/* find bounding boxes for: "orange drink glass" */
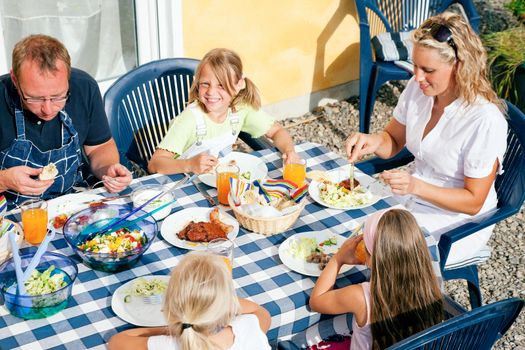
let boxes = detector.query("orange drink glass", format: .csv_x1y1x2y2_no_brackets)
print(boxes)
216,164,239,206
283,159,306,186
355,240,368,265
20,199,48,245
207,238,234,273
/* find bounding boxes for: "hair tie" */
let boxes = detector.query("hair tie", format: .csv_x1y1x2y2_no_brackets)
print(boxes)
182,323,193,330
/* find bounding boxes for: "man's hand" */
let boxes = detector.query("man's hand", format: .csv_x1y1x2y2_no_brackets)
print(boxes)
0,166,53,196
102,164,132,193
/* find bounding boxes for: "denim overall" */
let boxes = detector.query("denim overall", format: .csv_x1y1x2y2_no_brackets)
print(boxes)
0,103,84,208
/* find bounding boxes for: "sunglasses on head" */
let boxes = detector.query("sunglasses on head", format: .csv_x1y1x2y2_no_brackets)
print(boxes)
425,23,458,59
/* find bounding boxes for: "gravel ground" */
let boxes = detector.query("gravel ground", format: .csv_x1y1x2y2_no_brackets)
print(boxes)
266,2,525,347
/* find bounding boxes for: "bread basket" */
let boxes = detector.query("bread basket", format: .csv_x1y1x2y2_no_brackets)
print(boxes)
0,219,24,264
228,195,306,236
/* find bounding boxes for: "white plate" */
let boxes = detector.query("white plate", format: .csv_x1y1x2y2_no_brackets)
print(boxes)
198,152,268,187
278,231,352,277
160,207,239,250
308,165,390,210
111,275,170,327
47,193,105,232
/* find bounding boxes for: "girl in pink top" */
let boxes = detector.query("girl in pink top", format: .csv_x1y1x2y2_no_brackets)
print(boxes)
310,208,443,349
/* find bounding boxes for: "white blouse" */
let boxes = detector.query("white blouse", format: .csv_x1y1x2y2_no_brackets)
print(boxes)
392,78,508,267
394,77,507,202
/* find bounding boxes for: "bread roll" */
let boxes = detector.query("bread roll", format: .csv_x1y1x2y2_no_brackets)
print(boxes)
39,163,58,180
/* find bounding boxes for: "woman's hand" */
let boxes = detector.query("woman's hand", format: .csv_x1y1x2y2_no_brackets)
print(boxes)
380,169,418,195
334,235,364,266
188,152,218,174
345,132,383,163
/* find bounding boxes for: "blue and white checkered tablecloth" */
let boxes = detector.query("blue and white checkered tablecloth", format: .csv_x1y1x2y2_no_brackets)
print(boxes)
0,142,440,349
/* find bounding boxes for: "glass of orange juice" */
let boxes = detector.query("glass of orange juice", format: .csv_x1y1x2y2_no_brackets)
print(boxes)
216,163,239,206
207,238,234,273
283,158,306,186
20,199,48,245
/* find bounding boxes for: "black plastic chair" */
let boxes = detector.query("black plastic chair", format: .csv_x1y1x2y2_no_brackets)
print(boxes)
356,101,525,309
277,298,523,350
354,0,480,133
104,58,272,172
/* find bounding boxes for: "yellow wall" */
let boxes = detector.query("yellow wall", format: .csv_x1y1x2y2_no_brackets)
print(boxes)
182,0,360,106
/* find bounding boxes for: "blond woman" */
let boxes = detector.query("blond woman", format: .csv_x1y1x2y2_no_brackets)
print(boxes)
346,12,508,268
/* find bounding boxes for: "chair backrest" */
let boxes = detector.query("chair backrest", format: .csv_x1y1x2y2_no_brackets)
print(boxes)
495,101,525,210
104,58,200,170
386,297,524,349
355,0,480,66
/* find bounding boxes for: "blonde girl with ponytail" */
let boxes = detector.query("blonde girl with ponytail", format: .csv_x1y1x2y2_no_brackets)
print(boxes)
149,48,300,175
109,252,271,350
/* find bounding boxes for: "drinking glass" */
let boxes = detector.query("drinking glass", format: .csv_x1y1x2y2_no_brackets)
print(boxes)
20,199,48,245
216,164,239,206
283,158,306,186
207,238,234,273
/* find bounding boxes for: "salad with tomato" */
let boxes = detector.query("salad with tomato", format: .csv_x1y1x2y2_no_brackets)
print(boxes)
77,228,146,254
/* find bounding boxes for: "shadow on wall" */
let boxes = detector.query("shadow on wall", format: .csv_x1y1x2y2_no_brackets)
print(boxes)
310,0,359,110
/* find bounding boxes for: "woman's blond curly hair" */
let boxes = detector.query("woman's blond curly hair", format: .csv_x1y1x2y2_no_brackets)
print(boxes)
412,12,506,112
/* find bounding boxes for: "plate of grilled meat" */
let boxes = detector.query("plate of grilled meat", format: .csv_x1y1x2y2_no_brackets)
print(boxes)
160,207,239,250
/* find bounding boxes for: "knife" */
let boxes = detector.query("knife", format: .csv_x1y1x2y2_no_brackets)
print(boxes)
192,179,216,206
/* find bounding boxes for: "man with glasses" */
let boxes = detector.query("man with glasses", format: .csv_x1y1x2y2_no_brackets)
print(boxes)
0,34,132,206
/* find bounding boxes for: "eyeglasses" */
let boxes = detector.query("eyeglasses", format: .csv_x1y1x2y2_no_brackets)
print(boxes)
18,85,70,105
425,23,458,59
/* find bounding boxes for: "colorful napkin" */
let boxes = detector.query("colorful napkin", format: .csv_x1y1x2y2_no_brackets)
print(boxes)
0,195,6,217
230,178,308,206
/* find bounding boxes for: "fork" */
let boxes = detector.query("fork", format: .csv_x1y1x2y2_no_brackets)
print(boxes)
142,294,163,305
349,162,355,192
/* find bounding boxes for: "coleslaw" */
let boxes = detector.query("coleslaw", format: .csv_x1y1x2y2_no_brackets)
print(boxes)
286,236,338,259
318,181,374,208
123,277,168,303
24,265,67,296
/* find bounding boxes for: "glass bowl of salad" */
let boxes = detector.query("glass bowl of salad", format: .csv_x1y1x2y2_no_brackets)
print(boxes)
131,184,174,221
62,204,158,272
0,251,78,319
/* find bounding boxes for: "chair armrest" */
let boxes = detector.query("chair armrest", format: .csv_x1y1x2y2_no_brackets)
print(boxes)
438,205,519,267
444,295,467,318
238,131,274,151
356,148,414,175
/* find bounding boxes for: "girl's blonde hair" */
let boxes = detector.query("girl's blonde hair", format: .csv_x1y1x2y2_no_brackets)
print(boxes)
189,48,261,111
412,12,506,112
163,252,240,350
369,209,443,349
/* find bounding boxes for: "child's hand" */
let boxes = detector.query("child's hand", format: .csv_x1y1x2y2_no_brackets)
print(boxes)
282,150,301,164
189,153,218,174
334,235,364,266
